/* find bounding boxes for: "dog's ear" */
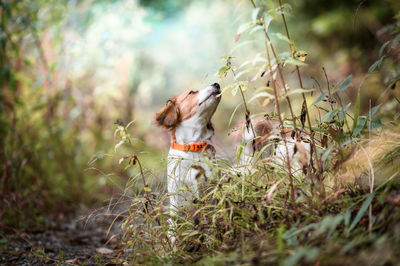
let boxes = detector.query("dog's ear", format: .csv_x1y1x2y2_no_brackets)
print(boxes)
255,121,273,137
154,98,180,129
254,121,274,151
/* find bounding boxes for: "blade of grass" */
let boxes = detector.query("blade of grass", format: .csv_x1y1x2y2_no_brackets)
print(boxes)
352,89,361,136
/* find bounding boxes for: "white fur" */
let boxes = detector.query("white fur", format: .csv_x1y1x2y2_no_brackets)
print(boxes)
240,122,311,174
167,85,219,212
163,84,220,248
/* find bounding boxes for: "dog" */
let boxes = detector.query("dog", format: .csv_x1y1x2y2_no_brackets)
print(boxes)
154,83,221,245
237,117,311,174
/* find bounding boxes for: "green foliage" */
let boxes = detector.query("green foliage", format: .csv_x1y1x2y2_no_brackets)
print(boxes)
1,0,399,263
119,0,400,264
0,0,84,228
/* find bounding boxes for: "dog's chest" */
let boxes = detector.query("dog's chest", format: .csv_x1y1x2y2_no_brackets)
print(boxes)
167,148,213,206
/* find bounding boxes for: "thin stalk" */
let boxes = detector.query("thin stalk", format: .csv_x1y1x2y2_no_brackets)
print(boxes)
134,154,162,230
263,29,299,135
277,0,323,177
322,67,335,111
265,30,298,218
250,0,298,216
249,0,298,135
230,67,256,150
368,100,374,235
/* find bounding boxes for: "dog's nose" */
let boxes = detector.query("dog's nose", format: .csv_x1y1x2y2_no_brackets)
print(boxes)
211,83,220,91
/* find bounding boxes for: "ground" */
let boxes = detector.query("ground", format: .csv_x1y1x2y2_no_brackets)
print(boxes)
0,202,128,265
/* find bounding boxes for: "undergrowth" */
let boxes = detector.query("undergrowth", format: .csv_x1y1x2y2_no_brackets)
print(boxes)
114,0,400,264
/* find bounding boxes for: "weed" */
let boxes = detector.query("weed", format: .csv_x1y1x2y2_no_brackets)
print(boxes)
113,0,400,264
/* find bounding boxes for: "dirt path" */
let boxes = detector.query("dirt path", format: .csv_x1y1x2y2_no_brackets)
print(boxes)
1,202,129,265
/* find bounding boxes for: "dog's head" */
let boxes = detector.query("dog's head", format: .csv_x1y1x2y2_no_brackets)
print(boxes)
154,83,221,130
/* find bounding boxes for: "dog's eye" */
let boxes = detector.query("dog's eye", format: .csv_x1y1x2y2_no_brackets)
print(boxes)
188,90,198,95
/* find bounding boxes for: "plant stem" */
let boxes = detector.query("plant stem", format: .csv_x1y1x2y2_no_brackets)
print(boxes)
277,0,323,178
264,23,298,219
230,67,256,147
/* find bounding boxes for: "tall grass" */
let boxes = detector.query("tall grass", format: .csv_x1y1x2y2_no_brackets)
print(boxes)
115,0,400,264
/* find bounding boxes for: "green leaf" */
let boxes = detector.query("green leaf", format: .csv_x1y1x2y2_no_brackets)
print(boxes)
114,140,124,152
313,215,344,240
252,7,260,22
250,25,263,34
218,65,231,78
277,51,291,61
370,116,384,129
352,116,367,137
379,41,390,57
352,89,361,134
391,35,400,49
228,103,243,127
313,91,327,105
338,102,351,122
231,40,258,53
336,75,352,92
368,57,384,73
234,68,252,81
321,145,333,162
367,105,380,120
283,247,319,266
220,55,233,61
238,60,250,70
280,3,293,13
285,58,307,66
126,120,135,129
348,193,374,233
236,144,244,163
273,32,290,43
255,86,273,93
144,186,151,192
232,85,238,96
264,14,274,32
237,23,252,35
249,92,274,103
286,88,313,97
322,109,338,122
344,209,351,227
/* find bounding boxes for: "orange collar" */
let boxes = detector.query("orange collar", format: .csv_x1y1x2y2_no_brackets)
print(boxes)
171,141,207,152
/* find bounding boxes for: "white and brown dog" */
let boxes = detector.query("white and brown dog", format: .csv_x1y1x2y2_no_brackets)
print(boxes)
154,83,221,217
238,117,311,174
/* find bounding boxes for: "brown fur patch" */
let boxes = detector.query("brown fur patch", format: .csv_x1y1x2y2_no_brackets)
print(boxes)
154,98,181,129
154,89,200,130
175,89,199,121
254,121,274,151
190,165,206,181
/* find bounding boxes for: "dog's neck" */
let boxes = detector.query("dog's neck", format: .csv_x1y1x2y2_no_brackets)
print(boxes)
173,114,214,144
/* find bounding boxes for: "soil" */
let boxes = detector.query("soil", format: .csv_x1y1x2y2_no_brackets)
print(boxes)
0,201,129,265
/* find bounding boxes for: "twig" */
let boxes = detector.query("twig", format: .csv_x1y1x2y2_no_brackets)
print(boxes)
277,0,323,179
322,67,334,111
264,30,298,218
229,66,257,160
359,144,374,235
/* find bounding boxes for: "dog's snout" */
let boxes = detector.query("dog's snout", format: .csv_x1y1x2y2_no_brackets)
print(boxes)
211,83,221,94
211,83,220,90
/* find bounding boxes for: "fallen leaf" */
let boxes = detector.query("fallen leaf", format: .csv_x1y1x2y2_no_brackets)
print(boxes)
96,247,114,255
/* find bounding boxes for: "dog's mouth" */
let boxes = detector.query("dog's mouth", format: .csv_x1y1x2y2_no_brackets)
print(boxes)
199,83,221,106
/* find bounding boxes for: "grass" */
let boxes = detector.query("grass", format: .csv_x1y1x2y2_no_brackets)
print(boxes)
115,1,400,264
117,130,400,264
115,116,400,264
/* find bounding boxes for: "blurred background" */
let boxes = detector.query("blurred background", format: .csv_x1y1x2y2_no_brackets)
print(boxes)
1,0,399,229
